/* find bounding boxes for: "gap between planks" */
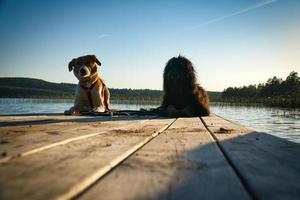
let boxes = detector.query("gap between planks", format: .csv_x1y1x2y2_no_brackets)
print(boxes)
201,114,300,199
0,117,154,164
54,118,177,200
200,116,255,199
78,117,251,200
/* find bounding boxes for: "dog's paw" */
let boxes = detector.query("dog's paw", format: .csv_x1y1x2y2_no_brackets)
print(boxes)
92,107,105,112
166,105,180,117
180,107,194,117
64,107,76,115
64,110,72,115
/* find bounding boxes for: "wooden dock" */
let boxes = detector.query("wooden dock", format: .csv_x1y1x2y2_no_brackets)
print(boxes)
0,114,299,200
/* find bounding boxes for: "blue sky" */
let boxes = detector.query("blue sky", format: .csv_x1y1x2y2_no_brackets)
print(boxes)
0,0,299,91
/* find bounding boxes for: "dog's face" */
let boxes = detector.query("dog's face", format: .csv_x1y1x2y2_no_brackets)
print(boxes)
163,56,196,92
161,56,210,116
68,55,101,80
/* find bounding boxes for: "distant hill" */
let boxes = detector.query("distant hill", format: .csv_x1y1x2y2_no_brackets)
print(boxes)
0,77,221,102
0,78,75,98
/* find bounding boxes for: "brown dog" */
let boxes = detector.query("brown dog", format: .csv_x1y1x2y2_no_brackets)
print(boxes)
64,55,110,115
158,56,210,117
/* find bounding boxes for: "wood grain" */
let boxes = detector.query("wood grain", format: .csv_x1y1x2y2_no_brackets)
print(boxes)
79,117,250,200
0,118,175,200
201,114,300,200
0,115,152,162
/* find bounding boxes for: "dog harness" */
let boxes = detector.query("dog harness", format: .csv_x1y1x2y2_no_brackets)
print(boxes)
80,80,100,109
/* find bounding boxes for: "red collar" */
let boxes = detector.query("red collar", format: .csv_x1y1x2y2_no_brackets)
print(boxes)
80,79,98,90
80,79,99,109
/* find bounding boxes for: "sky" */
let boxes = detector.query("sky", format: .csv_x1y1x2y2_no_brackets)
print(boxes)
0,0,299,91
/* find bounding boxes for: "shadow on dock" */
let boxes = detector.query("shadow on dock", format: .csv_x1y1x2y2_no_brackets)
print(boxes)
0,114,166,127
0,115,300,200
81,131,300,200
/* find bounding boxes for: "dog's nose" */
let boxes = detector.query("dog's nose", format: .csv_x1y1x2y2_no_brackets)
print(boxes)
80,68,87,75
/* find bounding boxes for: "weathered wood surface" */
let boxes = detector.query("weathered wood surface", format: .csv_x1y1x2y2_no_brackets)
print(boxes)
0,116,174,200
0,115,152,163
79,117,250,200
201,114,300,200
0,114,299,200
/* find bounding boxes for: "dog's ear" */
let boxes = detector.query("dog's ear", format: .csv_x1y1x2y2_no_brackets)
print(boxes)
68,59,76,72
91,55,101,66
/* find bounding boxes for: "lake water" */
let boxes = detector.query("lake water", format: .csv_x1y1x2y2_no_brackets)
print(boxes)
0,98,299,143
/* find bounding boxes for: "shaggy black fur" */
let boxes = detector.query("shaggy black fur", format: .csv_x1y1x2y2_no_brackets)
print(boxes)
160,56,210,117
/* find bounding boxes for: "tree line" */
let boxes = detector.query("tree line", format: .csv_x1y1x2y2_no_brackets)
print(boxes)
0,77,224,104
222,71,300,108
0,78,163,102
0,77,221,103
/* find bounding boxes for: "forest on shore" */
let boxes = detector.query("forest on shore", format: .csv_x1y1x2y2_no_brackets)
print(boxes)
1,71,299,108
0,77,221,103
222,71,300,108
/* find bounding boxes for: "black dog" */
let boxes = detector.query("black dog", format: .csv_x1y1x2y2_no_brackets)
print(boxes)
158,56,210,117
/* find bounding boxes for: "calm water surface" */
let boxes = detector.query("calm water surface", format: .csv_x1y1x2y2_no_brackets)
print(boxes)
0,98,299,143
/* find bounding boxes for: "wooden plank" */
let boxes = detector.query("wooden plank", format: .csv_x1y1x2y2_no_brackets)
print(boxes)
0,114,90,125
0,114,152,128
0,118,175,200
201,114,300,200
79,117,250,200
0,115,152,162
